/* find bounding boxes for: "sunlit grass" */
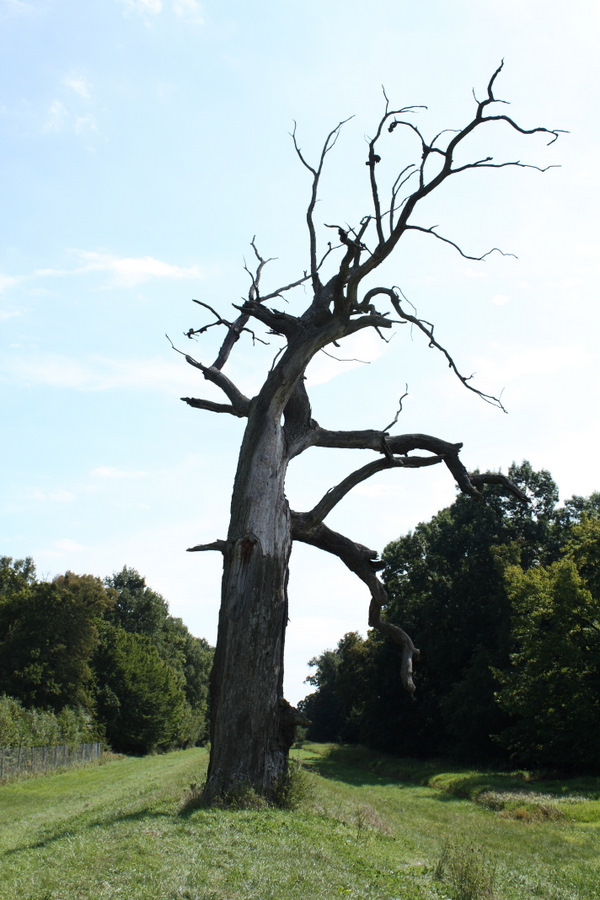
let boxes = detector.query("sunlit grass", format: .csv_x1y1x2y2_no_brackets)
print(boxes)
0,744,598,898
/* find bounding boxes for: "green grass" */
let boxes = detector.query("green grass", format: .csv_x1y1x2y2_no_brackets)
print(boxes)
1,744,599,899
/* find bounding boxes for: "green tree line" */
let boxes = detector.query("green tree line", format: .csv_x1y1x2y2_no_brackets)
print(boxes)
300,462,600,772
0,561,213,754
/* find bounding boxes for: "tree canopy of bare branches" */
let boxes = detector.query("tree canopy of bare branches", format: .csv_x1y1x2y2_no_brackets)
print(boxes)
175,62,560,803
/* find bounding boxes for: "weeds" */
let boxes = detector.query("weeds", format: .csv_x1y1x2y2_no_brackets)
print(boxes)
354,803,392,841
273,759,313,810
180,761,312,813
435,836,496,900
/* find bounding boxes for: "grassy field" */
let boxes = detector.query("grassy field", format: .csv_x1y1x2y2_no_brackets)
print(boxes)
1,743,599,899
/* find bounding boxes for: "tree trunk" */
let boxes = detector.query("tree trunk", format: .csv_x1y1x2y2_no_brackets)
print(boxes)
202,407,294,802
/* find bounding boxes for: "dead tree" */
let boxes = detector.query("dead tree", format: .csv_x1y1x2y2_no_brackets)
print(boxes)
176,63,560,803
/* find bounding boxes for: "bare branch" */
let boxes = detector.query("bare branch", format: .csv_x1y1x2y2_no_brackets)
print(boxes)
292,117,353,293
357,287,508,412
187,540,228,553
305,454,443,525
345,64,562,303
181,397,247,418
404,226,518,261
236,300,299,338
291,512,419,693
167,334,251,415
366,105,428,243
244,237,275,304
450,157,560,175
382,386,408,433
469,472,530,502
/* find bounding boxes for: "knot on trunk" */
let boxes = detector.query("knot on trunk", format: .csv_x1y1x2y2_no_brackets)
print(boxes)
279,699,310,753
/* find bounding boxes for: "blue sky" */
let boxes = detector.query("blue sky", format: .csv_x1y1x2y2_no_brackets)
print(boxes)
1,0,599,703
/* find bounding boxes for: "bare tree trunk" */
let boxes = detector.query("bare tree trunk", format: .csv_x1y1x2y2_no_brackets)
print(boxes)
202,408,293,802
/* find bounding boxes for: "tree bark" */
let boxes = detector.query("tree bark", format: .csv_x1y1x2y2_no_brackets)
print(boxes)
201,405,294,802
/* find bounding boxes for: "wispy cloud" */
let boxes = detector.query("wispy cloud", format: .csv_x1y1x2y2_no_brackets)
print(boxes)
42,538,87,557
74,114,98,134
0,307,23,321
91,466,148,480
77,251,203,286
120,0,203,22
473,343,591,384
63,74,91,99
43,99,68,133
0,352,191,392
35,251,203,287
0,272,22,294
0,0,37,18
173,0,203,24
30,488,76,503
305,330,389,387
121,0,162,14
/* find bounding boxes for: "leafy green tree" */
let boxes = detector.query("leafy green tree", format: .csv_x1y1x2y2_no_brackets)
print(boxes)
0,556,36,599
301,462,560,762
496,538,600,771
105,567,213,745
299,645,344,742
371,463,559,760
105,567,169,643
93,624,191,754
0,571,113,712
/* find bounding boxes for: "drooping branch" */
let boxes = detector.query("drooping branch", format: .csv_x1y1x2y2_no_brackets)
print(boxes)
358,286,509,412
291,512,420,693
469,472,529,502
403,225,517,261
288,421,531,696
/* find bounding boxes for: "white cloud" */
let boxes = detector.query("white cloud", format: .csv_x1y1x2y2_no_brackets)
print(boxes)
121,0,162,15
44,538,86,556
491,294,510,306
0,308,22,321
74,114,98,134
173,0,203,24
0,0,36,17
473,343,591,385
0,352,192,392
30,489,76,503
43,100,67,133
35,251,203,287
77,251,203,286
63,74,91,100
305,329,389,387
91,466,148,480
0,273,21,294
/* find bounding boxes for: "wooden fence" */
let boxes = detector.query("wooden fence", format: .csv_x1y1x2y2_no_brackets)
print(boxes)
0,742,102,780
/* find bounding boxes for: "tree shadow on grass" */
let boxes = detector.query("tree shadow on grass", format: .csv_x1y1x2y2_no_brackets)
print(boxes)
0,807,175,858
298,744,444,789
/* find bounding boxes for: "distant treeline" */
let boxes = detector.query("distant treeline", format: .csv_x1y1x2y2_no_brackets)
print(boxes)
300,462,600,773
0,561,213,755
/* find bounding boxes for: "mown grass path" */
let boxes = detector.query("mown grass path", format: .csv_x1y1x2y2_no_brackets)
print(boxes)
0,745,599,899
